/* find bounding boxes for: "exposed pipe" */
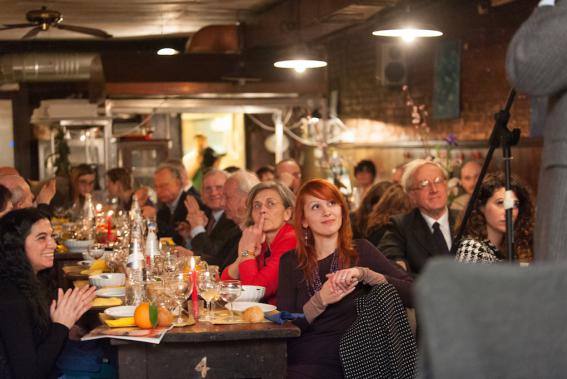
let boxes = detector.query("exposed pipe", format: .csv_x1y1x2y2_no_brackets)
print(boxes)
0,53,101,83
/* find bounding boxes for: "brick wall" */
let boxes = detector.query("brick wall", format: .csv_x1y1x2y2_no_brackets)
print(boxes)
325,0,538,142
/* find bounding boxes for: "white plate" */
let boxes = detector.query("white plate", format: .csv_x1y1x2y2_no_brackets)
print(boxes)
104,305,136,318
226,302,276,313
96,287,126,298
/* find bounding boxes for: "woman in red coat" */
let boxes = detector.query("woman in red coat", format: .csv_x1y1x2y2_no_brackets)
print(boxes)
221,181,296,305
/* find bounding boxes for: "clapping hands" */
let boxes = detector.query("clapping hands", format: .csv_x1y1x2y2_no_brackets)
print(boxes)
50,285,97,329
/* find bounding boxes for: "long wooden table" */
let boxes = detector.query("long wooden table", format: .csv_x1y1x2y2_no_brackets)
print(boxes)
114,321,301,379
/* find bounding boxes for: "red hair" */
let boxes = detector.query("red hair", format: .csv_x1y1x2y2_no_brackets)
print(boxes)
293,179,357,282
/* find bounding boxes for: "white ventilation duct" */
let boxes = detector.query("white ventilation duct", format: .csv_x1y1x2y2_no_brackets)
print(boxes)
0,53,101,83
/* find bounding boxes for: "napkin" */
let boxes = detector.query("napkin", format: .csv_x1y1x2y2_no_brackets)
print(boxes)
104,317,135,327
264,311,304,325
91,297,122,307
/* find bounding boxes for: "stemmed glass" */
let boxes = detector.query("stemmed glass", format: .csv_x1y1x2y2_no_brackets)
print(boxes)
198,269,220,321
219,280,242,321
166,273,193,324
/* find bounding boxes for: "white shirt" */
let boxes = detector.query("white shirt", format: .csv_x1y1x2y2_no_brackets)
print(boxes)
539,0,555,6
420,209,452,250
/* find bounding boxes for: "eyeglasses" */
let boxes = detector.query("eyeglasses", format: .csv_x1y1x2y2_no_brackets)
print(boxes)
252,199,281,211
412,176,446,191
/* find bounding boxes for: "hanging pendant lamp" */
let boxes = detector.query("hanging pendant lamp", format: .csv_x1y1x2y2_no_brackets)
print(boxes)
372,1,442,43
273,45,327,73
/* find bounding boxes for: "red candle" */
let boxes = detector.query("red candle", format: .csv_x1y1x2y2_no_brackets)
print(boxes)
106,211,113,242
190,257,199,320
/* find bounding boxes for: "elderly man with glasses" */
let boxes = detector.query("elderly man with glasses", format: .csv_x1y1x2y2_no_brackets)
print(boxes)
377,159,460,275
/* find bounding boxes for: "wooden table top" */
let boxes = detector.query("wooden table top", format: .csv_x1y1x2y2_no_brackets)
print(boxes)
162,320,300,343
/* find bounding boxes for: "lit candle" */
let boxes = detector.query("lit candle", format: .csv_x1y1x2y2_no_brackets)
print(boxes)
190,257,199,320
107,210,113,242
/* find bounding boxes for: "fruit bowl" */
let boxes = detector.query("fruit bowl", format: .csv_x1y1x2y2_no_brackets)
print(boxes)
235,285,265,302
63,239,94,253
89,273,126,288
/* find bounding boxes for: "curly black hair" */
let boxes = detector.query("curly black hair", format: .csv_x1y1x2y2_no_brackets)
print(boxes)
0,208,53,337
456,172,535,262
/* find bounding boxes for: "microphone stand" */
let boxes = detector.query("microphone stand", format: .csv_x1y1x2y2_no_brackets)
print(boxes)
450,89,520,261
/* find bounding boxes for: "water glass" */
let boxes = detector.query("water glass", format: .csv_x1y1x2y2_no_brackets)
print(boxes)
219,280,242,321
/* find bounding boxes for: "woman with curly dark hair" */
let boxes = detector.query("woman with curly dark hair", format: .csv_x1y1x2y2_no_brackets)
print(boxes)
455,172,535,264
0,208,96,378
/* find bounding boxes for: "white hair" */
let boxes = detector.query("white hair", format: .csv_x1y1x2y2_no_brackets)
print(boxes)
401,159,448,193
227,170,260,194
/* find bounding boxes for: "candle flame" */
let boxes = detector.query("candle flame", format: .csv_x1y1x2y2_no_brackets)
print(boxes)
107,210,114,217
190,257,195,270
95,203,103,212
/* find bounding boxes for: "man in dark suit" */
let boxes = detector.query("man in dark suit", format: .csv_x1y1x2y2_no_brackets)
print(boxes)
154,165,192,246
378,159,459,275
185,169,241,270
506,0,567,261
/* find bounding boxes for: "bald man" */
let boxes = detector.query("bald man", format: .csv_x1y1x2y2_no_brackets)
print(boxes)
276,159,302,193
0,175,56,211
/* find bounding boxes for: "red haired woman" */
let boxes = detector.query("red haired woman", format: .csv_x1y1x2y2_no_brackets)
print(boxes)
277,179,414,378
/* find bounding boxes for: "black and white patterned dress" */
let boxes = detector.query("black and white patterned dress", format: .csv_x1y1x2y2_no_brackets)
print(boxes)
455,238,503,263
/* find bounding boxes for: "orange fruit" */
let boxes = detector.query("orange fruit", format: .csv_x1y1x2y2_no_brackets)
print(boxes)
134,302,158,329
157,307,173,327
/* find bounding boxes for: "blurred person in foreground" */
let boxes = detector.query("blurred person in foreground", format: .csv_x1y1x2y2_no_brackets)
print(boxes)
221,181,297,305
506,0,567,261
277,179,413,378
0,208,96,378
455,173,534,264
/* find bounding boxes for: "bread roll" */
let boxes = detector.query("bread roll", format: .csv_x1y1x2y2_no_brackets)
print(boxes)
242,306,264,323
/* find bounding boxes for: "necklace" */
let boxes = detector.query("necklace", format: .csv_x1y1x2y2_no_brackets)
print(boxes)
308,249,339,296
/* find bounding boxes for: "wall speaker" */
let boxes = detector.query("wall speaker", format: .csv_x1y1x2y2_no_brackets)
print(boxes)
376,43,407,87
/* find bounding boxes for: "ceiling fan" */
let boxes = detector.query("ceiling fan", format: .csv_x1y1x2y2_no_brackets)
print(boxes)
0,7,112,39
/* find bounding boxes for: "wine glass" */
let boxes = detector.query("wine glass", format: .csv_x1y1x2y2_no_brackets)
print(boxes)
198,269,220,321
87,244,105,260
219,280,242,321
166,273,193,324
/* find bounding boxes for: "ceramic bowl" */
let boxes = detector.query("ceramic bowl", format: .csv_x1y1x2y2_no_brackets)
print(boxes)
89,273,126,288
63,239,94,253
235,285,265,302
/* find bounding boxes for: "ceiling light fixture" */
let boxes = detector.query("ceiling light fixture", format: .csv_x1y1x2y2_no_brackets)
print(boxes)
372,2,442,43
273,1,327,73
157,47,179,56
274,46,327,74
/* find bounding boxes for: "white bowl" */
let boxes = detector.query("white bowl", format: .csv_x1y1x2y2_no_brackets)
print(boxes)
228,301,276,313
235,285,265,303
89,273,126,288
64,239,94,253
96,287,126,298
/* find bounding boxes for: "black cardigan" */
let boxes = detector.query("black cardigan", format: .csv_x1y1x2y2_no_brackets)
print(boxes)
0,282,69,379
